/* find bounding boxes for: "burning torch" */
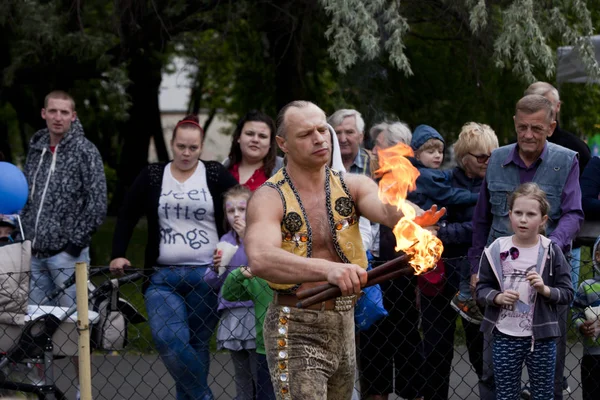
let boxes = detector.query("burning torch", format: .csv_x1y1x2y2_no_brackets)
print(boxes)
296,143,445,308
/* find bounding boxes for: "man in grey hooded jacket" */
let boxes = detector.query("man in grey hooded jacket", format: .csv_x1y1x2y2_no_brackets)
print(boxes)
21,90,107,307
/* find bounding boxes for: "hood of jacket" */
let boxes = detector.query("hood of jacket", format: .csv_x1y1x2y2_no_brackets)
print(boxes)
29,118,85,150
411,124,445,152
328,123,346,172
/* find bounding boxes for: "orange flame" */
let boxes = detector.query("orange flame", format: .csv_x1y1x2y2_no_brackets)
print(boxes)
376,143,444,274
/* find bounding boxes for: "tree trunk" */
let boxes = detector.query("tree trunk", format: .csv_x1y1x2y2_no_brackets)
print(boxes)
18,119,30,156
110,52,166,214
189,70,205,115
203,108,216,133
264,2,309,110
268,30,306,109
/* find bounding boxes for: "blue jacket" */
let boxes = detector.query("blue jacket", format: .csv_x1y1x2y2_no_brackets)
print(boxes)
476,235,573,343
437,167,482,249
407,158,478,211
437,167,482,291
581,156,600,220
408,125,478,210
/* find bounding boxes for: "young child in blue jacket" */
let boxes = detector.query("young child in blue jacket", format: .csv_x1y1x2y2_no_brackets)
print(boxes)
408,125,484,321
476,182,573,400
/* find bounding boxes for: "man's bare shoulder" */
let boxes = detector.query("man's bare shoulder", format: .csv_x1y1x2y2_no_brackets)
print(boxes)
248,185,284,220
342,172,374,185
251,184,281,202
341,172,377,197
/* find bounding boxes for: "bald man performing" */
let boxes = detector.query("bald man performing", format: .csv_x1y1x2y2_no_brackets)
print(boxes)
245,100,443,399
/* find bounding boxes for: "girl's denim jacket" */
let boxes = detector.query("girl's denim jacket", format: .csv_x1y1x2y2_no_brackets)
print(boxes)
476,235,574,348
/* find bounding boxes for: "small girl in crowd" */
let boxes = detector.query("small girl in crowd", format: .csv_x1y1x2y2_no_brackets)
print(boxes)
205,185,259,400
476,182,573,400
221,246,276,399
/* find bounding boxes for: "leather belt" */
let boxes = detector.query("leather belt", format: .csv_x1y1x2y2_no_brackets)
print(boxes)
273,292,359,311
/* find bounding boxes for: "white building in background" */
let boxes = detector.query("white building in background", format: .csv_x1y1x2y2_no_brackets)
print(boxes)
149,57,234,162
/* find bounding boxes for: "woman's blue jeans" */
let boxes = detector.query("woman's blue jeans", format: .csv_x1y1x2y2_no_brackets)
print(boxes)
145,266,218,400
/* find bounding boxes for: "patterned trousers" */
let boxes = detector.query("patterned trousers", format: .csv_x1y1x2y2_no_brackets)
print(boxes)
263,303,356,400
493,331,556,400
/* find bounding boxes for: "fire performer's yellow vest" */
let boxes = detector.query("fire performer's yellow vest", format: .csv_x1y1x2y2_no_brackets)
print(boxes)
263,167,368,292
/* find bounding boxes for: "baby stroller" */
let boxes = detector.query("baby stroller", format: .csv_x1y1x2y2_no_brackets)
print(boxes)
0,250,146,400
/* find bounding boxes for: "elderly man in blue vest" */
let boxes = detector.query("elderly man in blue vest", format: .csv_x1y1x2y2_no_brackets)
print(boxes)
468,94,583,400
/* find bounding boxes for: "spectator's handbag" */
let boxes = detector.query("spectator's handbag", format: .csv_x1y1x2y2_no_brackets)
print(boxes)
417,259,446,297
355,254,388,331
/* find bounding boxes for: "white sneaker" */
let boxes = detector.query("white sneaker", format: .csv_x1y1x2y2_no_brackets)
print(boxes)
563,376,572,395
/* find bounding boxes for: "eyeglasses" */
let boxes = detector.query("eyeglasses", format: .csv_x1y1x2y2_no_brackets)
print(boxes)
500,247,520,261
468,153,491,164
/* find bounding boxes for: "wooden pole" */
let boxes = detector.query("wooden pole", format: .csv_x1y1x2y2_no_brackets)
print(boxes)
75,261,92,400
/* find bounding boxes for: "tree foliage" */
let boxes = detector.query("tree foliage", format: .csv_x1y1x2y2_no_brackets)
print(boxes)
320,0,600,83
1,0,600,211
0,0,127,163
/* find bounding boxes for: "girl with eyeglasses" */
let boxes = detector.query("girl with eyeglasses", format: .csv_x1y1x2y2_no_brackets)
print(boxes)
476,182,573,400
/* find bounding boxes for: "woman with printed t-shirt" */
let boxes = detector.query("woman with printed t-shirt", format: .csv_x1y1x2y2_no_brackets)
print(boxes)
109,115,238,400
223,110,283,190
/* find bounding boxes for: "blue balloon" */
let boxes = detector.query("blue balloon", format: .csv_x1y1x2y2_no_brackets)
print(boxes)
0,161,29,214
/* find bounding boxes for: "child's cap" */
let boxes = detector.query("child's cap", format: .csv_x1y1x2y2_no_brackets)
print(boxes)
411,125,445,151
0,215,16,229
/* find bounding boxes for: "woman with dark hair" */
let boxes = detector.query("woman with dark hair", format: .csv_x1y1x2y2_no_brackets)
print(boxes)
109,115,238,400
224,110,283,190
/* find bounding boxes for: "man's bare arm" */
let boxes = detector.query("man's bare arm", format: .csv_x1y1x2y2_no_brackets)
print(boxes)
344,174,405,228
245,186,367,295
344,174,445,228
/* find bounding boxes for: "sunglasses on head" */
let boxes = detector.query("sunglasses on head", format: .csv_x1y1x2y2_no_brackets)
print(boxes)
469,153,491,164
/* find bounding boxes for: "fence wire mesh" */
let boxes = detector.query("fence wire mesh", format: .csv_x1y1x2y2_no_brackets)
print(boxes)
0,251,597,399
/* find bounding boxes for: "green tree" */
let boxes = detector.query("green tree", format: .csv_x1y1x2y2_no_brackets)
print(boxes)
320,0,600,83
0,0,124,163
178,0,348,126
3,0,599,212
316,0,600,145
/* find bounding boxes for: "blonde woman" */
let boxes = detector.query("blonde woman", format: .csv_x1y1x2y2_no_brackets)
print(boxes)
448,122,500,322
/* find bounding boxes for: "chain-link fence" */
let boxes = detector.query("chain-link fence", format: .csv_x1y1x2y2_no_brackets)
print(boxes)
0,251,597,399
